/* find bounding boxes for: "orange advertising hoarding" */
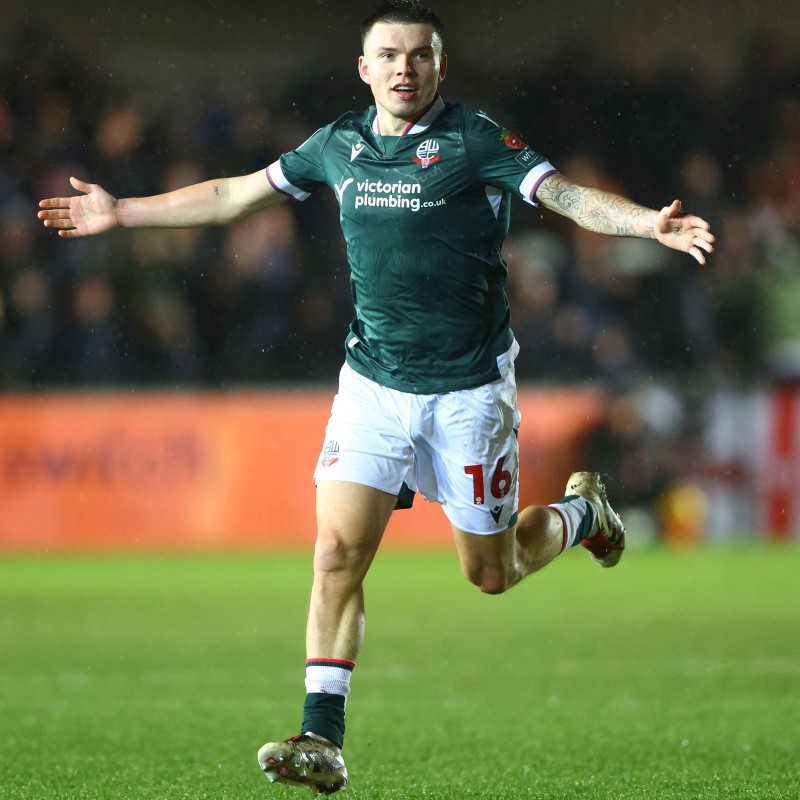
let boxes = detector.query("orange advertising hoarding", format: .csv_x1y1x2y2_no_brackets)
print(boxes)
0,389,603,552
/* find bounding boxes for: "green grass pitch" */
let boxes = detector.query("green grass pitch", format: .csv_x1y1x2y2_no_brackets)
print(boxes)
1,544,798,799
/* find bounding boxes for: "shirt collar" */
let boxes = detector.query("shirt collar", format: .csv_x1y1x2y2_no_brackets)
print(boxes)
371,95,446,136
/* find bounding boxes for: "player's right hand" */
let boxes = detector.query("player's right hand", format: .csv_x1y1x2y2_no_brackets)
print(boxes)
38,176,120,238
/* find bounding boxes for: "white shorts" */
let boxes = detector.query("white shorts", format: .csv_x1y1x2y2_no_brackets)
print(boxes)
314,341,521,534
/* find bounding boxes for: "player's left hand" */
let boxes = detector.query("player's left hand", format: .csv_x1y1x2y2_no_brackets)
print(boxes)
654,199,715,264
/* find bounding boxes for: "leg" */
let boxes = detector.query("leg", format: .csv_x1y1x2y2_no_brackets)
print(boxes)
259,363,417,793
258,480,397,795
452,473,627,593
307,480,397,661
302,480,396,752
451,503,564,595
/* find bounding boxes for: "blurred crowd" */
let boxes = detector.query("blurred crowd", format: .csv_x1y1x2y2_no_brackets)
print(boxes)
2,24,799,393
1,24,800,531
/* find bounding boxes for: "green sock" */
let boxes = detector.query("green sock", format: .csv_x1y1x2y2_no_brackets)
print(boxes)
555,494,597,544
576,501,597,540
301,693,346,748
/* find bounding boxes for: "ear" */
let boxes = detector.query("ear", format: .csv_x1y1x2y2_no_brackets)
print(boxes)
438,53,448,84
358,55,371,85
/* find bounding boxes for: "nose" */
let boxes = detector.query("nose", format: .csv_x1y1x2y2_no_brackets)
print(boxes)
396,56,415,75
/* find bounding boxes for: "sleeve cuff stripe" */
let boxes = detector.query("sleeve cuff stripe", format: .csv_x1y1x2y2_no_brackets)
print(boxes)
266,162,310,202
519,162,557,207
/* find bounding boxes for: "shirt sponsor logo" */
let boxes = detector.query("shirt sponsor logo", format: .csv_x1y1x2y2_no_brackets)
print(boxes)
334,177,354,203
412,139,440,169
337,177,446,213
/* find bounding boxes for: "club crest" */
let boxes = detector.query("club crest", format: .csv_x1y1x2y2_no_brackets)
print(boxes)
321,440,340,467
413,139,440,169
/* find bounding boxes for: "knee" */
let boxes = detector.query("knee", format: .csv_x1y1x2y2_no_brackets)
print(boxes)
314,530,354,574
461,562,513,595
313,526,376,583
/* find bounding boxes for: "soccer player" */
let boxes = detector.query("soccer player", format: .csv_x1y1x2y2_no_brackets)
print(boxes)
38,1,715,793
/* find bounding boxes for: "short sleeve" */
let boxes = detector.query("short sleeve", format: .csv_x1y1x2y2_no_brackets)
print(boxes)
266,126,330,202
465,110,556,206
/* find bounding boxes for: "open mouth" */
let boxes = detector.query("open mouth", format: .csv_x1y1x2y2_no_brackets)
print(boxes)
392,84,417,97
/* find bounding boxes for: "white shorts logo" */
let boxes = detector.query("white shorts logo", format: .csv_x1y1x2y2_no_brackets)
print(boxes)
321,440,340,468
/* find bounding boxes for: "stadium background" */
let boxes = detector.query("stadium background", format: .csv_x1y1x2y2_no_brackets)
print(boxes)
1,0,800,549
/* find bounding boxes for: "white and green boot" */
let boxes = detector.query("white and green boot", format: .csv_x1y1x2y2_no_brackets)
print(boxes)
566,471,626,568
258,733,347,795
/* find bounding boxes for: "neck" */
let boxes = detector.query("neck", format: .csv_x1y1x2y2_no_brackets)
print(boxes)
375,95,438,136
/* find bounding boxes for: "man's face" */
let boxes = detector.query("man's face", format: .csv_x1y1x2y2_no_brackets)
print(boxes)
358,22,447,133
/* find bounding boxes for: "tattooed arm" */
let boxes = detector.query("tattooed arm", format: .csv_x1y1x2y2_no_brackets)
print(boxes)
535,171,715,264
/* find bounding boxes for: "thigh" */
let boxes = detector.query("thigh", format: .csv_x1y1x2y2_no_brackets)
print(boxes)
314,363,414,496
426,378,521,535
314,480,397,577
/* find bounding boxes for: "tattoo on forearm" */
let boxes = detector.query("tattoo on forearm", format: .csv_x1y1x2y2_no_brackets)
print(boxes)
213,185,220,196
538,174,654,238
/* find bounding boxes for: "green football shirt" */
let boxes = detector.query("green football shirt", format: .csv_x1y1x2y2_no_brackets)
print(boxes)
267,96,555,394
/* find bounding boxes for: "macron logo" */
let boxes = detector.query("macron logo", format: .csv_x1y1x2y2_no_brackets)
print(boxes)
334,178,353,204
350,142,365,162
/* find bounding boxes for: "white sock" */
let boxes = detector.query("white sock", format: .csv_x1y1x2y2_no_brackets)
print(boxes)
305,658,355,697
549,497,598,550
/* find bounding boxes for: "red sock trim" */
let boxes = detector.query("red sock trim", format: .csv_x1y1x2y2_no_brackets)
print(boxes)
306,658,356,671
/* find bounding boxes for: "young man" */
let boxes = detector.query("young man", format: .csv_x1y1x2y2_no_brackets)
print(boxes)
39,1,715,794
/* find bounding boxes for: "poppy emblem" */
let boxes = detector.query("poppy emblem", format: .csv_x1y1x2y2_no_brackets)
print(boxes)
502,131,527,150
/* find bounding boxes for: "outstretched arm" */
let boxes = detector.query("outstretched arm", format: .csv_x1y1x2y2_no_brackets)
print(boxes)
38,170,285,238
535,171,715,264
